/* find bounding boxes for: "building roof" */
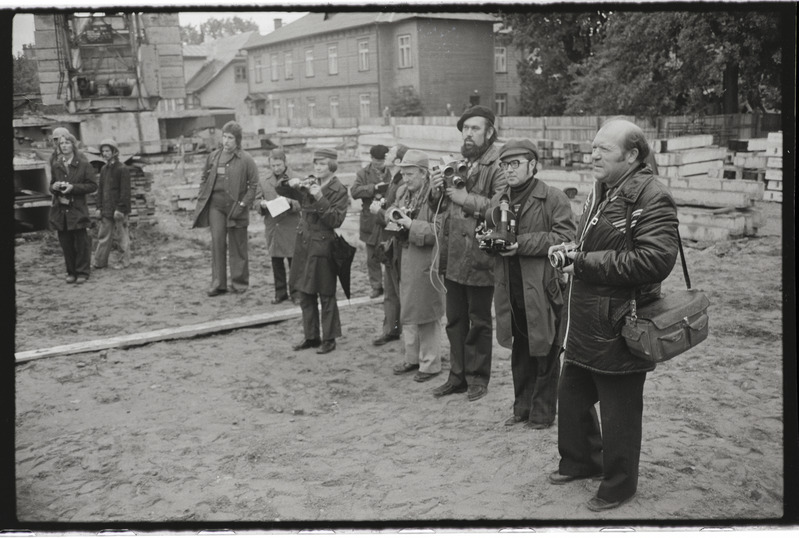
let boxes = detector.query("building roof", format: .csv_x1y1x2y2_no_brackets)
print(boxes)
184,31,257,94
182,43,208,58
243,11,498,50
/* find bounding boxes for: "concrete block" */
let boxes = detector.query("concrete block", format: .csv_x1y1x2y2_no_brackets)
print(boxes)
671,188,753,209
654,147,728,166
767,157,782,168
34,30,57,48
764,145,782,157
762,190,782,203
679,222,730,242
677,207,747,235
766,180,782,191
33,14,56,30
747,138,769,151
653,134,714,153
659,160,724,178
767,131,782,143
765,168,782,181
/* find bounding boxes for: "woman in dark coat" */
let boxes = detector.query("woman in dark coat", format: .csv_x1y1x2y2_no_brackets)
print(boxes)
276,148,349,355
49,133,97,284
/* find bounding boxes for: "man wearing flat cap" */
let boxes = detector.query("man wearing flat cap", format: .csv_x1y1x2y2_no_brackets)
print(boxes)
277,147,349,355
483,138,576,429
93,138,132,269
429,105,507,402
351,144,393,303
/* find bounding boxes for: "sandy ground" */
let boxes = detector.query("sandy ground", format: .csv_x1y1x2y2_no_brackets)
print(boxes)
12,155,787,525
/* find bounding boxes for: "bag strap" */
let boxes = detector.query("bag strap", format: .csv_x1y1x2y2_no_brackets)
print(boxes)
624,196,689,323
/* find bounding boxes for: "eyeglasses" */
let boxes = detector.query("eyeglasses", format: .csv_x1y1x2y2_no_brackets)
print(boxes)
498,159,529,171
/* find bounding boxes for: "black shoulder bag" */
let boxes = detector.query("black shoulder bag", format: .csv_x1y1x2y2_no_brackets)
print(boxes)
620,202,710,363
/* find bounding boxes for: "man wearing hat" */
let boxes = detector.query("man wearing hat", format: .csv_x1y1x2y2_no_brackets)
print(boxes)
351,144,393,302
277,147,349,355
429,105,506,402
483,138,576,429
192,121,259,296
93,138,132,269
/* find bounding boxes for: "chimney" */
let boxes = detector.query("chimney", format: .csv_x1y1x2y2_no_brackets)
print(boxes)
274,18,282,30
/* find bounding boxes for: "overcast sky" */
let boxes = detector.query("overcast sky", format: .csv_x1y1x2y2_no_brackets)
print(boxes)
11,11,308,55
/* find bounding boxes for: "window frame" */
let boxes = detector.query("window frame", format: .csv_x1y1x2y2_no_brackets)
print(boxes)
284,51,293,79
305,48,315,78
328,44,339,75
494,46,508,73
271,53,280,82
358,39,369,71
398,35,412,69
359,93,371,118
254,55,263,84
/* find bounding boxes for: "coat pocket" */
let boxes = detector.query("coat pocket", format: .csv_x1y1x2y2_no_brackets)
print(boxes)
309,235,332,257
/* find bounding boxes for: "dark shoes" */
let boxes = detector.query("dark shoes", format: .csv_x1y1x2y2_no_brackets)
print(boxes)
65,275,77,284
432,381,467,398
393,361,419,375
467,385,488,401
504,415,525,426
548,470,604,485
293,338,321,351
271,294,290,304
207,287,227,297
229,286,247,294
369,288,384,299
586,495,629,512
373,333,400,346
316,340,336,354
527,421,554,430
75,276,88,285
413,371,440,383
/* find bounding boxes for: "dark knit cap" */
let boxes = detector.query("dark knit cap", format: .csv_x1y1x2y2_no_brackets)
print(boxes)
457,105,496,132
370,144,389,159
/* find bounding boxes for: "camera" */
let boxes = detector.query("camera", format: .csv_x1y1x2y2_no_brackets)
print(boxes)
383,206,411,239
433,159,468,189
477,196,516,253
55,182,70,193
549,242,580,269
298,175,319,191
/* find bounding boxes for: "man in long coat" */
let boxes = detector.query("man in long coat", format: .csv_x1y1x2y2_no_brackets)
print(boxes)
276,148,349,355
484,139,576,429
93,138,131,269
255,149,301,304
191,121,258,296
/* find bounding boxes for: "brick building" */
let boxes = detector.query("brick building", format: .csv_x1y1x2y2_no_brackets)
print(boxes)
242,12,522,120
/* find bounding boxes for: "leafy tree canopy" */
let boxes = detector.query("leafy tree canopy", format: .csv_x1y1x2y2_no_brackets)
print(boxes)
180,16,259,44
13,52,40,95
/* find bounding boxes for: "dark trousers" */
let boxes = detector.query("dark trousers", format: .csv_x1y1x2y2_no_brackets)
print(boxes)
557,362,647,502
365,243,383,291
272,257,291,299
444,278,494,388
208,204,248,291
510,297,560,425
381,258,401,337
296,290,341,342
57,229,92,278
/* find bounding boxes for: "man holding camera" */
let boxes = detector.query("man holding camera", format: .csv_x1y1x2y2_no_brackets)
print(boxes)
93,138,131,270
276,148,349,355
482,139,576,429
547,118,679,511
192,121,258,296
369,144,410,347
351,144,393,301
430,105,506,402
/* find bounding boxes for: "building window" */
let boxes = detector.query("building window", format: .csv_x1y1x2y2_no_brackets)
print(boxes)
271,99,281,117
307,97,316,119
328,44,338,75
284,52,293,79
254,55,263,83
305,48,314,77
358,39,369,71
329,95,339,118
359,94,371,118
495,93,507,115
287,98,295,119
234,65,247,82
271,53,280,81
398,35,411,68
495,46,508,73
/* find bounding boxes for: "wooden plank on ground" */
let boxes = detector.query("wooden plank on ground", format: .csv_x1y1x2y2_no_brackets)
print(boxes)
15,296,381,364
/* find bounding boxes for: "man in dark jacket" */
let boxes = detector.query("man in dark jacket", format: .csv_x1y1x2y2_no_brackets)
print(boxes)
192,121,258,296
547,118,679,511
369,144,409,346
93,138,131,269
430,105,506,402
483,139,576,429
351,144,392,299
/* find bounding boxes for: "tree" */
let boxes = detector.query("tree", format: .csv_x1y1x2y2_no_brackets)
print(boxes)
566,10,783,116
180,16,259,44
13,52,39,95
390,86,423,116
499,11,609,115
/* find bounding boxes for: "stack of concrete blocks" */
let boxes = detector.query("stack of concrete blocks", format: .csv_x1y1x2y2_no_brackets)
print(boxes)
763,132,783,203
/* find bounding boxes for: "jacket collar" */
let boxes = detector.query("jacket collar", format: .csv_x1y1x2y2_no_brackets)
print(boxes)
615,163,653,205
476,143,500,166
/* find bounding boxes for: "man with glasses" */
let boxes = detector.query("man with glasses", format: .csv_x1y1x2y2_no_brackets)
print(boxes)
429,105,506,402
482,139,576,429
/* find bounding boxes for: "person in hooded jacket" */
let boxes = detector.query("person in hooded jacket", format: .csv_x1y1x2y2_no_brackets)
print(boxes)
547,118,679,512
93,138,131,269
483,139,576,429
49,132,97,284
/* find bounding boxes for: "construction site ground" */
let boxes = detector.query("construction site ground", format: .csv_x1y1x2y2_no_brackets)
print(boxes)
13,155,786,524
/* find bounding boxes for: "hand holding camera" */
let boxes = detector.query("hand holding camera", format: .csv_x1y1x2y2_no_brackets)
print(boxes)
369,199,384,215
548,242,580,272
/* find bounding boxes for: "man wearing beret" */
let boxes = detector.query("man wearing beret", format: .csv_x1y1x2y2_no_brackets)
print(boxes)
351,144,393,302
276,147,350,355
430,105,507,402
482,139,576,428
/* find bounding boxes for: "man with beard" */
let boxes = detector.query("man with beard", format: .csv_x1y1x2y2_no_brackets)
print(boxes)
429,105,506,402
351,144,393,300
481,139,575,428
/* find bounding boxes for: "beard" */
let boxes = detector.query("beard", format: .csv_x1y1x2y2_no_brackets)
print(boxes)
461,138,492,160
